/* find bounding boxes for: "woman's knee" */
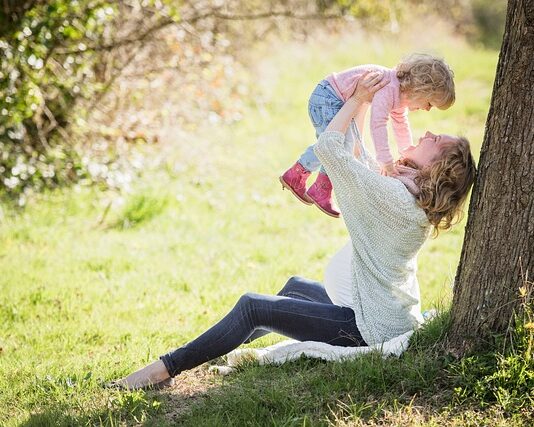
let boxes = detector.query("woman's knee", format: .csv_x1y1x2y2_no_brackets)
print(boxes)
235,292,271,325
236,292,262,311
279,276,306,295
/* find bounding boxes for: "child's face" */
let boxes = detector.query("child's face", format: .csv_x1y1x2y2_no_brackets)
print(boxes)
402,131,457,169
405,95,434,112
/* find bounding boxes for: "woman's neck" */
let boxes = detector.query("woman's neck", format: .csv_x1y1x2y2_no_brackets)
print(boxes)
396,157,419,170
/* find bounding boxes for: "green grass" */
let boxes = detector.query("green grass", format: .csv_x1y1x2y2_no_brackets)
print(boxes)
2,21,529,426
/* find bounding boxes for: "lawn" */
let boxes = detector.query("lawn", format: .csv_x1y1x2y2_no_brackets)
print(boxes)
0,23,506,426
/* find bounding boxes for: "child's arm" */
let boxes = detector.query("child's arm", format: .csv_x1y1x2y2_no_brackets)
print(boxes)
390,108,413,155
370,89,398,175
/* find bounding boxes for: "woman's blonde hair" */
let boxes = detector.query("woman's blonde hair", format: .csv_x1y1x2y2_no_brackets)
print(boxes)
397,53,455,110
399,137,476,236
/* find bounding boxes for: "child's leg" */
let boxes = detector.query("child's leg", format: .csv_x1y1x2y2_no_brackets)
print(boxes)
280,81,343,208
298,81,344,172
301,82,348,217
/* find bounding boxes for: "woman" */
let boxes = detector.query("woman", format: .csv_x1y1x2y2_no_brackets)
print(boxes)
111,72,476,390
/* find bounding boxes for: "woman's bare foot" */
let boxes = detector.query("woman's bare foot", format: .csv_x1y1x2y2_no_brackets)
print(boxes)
112,360,173,390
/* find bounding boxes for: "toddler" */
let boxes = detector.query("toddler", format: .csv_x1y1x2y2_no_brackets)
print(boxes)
280,53,455,218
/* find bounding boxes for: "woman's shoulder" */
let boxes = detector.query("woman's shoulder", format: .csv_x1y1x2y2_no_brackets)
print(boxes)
384,179,429,224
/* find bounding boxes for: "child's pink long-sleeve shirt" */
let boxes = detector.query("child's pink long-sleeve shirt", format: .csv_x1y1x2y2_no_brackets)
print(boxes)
326,65,412,165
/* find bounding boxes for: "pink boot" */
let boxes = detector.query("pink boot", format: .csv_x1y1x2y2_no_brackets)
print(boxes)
306,173,340,218
279,162,312,205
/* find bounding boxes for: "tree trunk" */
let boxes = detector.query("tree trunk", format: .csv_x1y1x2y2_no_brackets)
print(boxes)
447,0,534,354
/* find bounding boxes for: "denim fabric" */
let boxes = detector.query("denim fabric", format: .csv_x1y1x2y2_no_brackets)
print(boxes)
160,276,366,377
298,81,359,174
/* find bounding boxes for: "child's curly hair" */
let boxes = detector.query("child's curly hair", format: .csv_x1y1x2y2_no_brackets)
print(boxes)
399,137,476,236
397,53,455,110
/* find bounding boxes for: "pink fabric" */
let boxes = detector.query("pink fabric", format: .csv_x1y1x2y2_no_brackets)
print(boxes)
395,165,420,196
326,65,413,166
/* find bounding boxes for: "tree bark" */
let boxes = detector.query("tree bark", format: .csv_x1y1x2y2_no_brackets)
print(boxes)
447,0,534,355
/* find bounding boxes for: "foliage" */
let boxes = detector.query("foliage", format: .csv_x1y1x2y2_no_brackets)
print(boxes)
450,281,534,413
469,0,507,49
406,0,507,48
0,0,118,200
0,0,448,204
0,0,358,203
0,0,504,204
332,0,393,22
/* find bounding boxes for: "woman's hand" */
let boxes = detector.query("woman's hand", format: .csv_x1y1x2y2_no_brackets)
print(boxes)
348,71,390,104
380,162,399,177
324,71,389,135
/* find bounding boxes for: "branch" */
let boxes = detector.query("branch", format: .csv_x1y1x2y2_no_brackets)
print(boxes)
55,16,175,55
86,46,140,113
54,8,342,56
196,9,342,22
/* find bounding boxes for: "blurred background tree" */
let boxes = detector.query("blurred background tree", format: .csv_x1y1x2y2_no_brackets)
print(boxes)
0,0,506,204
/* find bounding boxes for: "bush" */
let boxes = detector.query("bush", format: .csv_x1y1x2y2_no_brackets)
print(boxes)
0,0,118,201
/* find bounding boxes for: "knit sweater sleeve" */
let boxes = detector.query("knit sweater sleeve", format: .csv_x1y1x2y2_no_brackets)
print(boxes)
314,131,418,230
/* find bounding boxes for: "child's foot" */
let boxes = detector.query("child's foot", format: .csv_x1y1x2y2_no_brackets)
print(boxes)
280,162,312,205
306,173,340,218
106,360,174,391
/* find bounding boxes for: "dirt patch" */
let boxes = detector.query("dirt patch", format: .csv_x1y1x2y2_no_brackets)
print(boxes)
157,365,226,423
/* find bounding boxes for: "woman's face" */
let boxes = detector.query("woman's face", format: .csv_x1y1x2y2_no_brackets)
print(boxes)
402,131,457,169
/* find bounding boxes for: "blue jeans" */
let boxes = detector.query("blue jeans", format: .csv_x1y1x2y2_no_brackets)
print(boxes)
298,81,356,174
160,276,366,377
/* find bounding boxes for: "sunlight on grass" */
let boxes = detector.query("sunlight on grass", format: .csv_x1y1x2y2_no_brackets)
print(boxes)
112,193,169,229
0,21,500,426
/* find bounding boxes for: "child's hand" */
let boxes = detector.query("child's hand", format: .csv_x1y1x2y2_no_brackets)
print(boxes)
380,163,399,177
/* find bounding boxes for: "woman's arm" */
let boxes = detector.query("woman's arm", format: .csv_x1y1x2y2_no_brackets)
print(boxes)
313,72,416,233
354,103,368,141
352,103,368,158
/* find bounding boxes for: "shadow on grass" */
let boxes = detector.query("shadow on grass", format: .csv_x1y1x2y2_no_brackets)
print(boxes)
16,367,220,427
16,316,450,426
169,354,450,426
18,312,533,426
18,357,527,427
18,392,167,427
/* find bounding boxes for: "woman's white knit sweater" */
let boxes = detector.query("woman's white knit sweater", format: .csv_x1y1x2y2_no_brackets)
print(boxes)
314,130,430,346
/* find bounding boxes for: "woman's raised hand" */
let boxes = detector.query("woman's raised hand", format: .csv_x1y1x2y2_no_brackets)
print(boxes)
324,71,389,135
349,71,390,104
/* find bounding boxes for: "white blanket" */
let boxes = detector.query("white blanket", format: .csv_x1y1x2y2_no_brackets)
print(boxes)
209,330,413,375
